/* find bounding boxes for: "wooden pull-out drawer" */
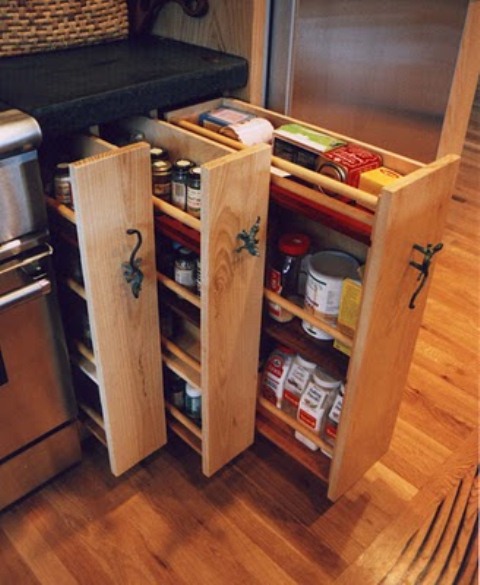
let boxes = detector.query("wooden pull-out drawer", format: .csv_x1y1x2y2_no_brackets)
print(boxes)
165,98,460,499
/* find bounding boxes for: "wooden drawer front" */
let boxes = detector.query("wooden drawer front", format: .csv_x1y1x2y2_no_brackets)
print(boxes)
116,117,271,475
166,99,460,498
69,142,166,476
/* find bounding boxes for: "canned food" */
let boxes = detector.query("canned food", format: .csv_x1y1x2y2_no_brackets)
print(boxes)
317,145,383,189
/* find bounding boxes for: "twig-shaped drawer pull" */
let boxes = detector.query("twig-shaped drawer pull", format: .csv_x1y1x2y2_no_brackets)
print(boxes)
408,242,443,309
122,229,144,299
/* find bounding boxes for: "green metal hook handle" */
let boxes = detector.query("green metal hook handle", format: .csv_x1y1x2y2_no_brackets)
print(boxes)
408,242,443,309
122,229,144,299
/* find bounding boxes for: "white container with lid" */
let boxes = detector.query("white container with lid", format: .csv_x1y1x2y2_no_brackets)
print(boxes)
295,368,342,451
302,250,359,340
282,354,317,417
185,383,202,421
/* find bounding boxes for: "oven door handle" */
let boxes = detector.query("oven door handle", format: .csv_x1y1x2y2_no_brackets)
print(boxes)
0,243,53,277
0,278,51,314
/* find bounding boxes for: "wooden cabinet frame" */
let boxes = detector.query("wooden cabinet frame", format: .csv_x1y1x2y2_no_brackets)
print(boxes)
165,97,460,499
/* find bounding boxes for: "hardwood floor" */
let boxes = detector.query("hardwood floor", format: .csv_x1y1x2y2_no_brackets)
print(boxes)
1,94,478,585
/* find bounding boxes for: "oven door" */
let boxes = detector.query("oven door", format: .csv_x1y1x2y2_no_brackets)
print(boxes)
0,245,76,460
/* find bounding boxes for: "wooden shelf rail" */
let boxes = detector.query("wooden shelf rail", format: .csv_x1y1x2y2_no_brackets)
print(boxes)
157,272,202,309
152,197,202,232
162,337,201,374
165,402,202,441
172,119,379,211
263,289,354,348
45,196,76,224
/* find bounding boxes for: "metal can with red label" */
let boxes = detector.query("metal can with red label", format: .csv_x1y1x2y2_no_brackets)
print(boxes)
317,144,383,189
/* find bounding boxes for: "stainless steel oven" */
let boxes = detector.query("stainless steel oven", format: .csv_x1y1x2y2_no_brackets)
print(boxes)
0,108,80,511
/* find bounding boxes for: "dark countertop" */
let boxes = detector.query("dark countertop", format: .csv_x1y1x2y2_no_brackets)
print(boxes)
0,36,248,136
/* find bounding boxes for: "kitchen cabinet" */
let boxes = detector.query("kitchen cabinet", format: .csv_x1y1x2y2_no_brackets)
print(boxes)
46,136,166,476
164,97,459,500
46,119,271,478
110,116,271,476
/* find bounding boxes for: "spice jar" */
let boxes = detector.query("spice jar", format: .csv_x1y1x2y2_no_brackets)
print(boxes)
54,163,73,208
186,166,202,218
174,247,196,291
152,160,172,202
267,233,311,322
185,383,202,422
168,373,186,410
295,368,342,451
172,159,195,210
323,382,345,450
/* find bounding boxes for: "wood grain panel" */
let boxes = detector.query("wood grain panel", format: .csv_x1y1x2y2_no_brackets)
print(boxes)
152,0,269,104
201,144,271,475
70,143,166,475
437,1,480,159
328,154,460,500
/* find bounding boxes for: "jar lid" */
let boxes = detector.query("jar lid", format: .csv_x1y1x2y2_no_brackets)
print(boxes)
308,250,359,279
178,246,193,256
55,162,70,175
278,233,311,256
185,383,201,397
150,147,169,161
174,159,195,170
152,160,172,172
295,354,316,369
312,367,342,389
189,166,202,177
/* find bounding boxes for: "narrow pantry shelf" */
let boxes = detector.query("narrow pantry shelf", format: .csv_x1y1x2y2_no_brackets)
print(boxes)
165,402,202,441
71,352,97,384
256,406,331,484
167,417,202,455
152,198,201,232
263,318,349,381
263,289,354,348
257,396,334,456
78,406,108,447
160,288,201,328
162,337,201,374
163,353,201,389
63,277,86,300
45,196,76,224
157,272,201,309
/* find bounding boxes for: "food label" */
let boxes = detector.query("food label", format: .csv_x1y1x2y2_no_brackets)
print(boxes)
172,182,187,209
187,186,202,218
261,349,294,408
304,273,342,321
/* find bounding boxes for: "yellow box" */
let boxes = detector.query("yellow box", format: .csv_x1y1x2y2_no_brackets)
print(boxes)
334,278,362,356
358,166,402,195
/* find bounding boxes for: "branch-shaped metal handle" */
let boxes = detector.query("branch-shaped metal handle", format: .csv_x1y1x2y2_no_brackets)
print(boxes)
235,216,261,257
408,242,443,309
122,229,144,299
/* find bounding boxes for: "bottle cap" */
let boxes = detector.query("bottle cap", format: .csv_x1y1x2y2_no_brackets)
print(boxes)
312,367,342,389
278,233,310,256
185,383,201,398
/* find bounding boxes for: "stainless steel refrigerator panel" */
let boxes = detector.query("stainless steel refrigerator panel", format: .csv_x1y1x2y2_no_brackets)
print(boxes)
267,0,469,162
0,252,77,460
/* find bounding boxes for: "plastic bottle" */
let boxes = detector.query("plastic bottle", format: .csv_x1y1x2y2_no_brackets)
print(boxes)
267,233,311,322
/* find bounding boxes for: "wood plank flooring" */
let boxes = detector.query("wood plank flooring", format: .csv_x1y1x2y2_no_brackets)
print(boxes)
1,89,478,585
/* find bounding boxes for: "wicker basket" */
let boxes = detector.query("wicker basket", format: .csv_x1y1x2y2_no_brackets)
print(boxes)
0,0,130,57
